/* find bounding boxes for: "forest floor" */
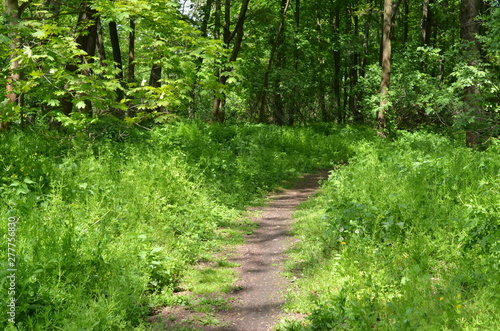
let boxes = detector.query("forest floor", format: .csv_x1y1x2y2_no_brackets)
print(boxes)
149,170,330,331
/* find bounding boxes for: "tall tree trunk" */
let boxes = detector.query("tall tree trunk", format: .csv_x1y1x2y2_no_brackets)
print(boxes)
350,14,362,123
272,0,288,126
109,21,124,102
200,0,213,37
460,0,482,148
96,17,106,63
378,0,393,136
288,0,300,125
421,0,432,46
128,20,135,83
316,5,328,122
3,0,21,130
331,9,342,123
109,22,123,81
211,0,223,123
402,0,409,44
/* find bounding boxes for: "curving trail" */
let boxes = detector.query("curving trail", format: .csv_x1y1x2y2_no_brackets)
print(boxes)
150,169,330,330
213,169,330,330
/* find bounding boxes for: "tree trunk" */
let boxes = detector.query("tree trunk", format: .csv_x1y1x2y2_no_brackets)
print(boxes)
109,22,123,81
211,0,223,123
460,0,482,148
378,0,393,136
331,9,342,123
3,0,21,130
402,0,409,44
128,20,135,83
96,17,106,63
200,0,213,37
109,21,124,102
149,63,162,88
350,13,362,123
272,0,288,126
421,0,432,46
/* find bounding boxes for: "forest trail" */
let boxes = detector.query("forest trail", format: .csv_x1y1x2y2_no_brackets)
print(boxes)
151,169,330,330
216,169,330,330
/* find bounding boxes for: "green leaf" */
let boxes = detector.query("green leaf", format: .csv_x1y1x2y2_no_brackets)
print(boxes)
75,101,86,109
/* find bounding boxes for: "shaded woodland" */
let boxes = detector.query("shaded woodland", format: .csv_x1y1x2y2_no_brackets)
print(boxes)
1,0,499,146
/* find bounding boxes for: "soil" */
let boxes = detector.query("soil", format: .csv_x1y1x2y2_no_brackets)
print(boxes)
150,170,330,331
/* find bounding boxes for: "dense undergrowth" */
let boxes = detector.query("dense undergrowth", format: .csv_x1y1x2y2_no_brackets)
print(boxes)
280,131,500,330
0,121,364,330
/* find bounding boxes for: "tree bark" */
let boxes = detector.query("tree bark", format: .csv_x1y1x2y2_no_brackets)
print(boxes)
128,20,135,83
149,63,162,88
378,0,393,136
109,21,124,102
109,22,123,81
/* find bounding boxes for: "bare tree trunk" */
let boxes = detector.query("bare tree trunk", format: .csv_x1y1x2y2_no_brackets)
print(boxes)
378,0,393,136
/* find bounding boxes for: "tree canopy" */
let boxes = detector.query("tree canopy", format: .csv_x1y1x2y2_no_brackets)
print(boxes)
1,0,499,145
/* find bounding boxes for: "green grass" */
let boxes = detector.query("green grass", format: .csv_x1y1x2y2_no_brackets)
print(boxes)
279,131,500,330
0,121,366,329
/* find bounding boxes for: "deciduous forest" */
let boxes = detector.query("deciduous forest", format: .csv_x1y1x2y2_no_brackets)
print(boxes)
1,0,499,330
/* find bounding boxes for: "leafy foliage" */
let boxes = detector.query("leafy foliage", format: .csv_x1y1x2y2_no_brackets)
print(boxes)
0,121,357,329
282,131,500,330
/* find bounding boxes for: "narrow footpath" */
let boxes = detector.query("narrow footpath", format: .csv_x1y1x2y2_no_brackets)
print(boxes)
151,169,330,330
217,169,330,330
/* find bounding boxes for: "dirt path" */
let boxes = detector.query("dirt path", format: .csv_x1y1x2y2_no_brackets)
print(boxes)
216,169,330,331
150,170,330,330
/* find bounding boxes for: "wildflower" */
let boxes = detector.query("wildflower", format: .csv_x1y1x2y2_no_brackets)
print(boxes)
339,227,345,232
456,304,462,309
439,297,444,301
354,229,360,234
339,237,344,242
341,242,346,245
